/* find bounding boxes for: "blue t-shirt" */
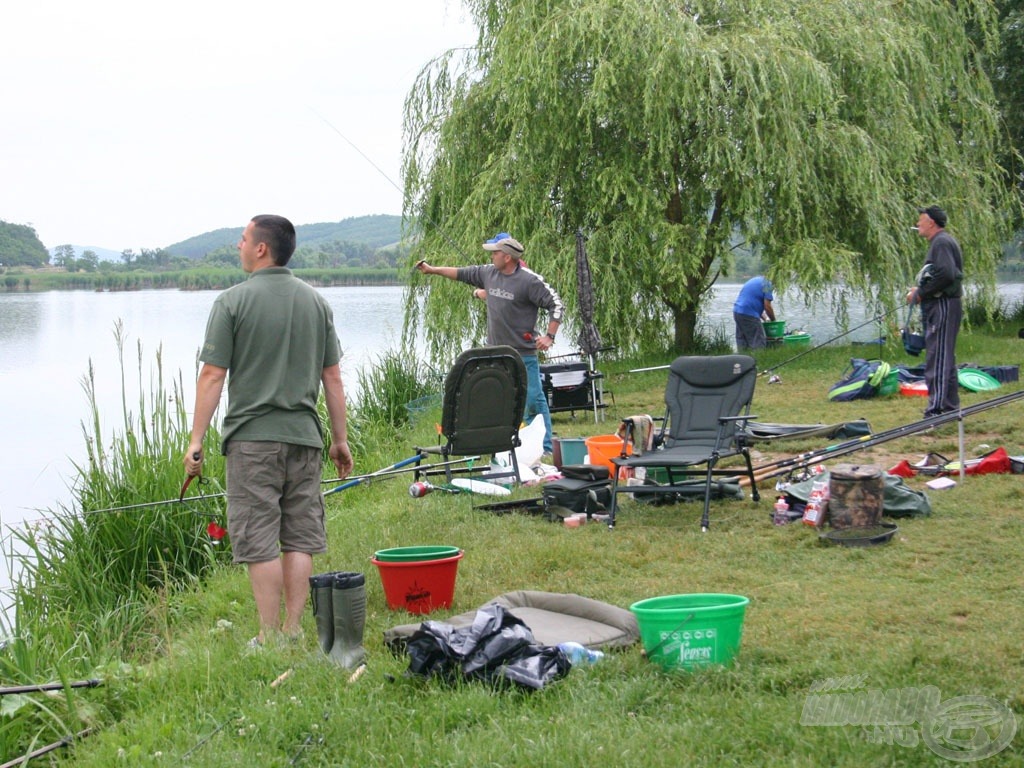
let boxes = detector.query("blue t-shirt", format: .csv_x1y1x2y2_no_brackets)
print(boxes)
733,277,773,318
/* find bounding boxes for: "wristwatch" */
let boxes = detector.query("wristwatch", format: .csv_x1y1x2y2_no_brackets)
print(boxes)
546,332,556,341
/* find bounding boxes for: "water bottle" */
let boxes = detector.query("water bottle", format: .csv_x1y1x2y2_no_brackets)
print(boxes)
557,641,604,665
772,497,790,526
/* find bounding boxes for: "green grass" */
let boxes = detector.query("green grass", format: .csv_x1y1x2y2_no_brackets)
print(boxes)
4,324,1024,766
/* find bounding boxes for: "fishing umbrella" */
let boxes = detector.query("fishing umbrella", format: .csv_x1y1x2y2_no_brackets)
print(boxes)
573,229,606,422
574,229,603,357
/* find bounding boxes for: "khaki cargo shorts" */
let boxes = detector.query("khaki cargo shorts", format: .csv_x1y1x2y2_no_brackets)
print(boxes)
225,441,327,563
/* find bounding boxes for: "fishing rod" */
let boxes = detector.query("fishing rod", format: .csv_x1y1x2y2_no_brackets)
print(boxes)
0,679,103,696
310,108,476,263
628,304,904,375
181,713,237,761
759,303,905,376
324,454,426,496
0,728,93,768
74,455,475,515
743,388,1024,485
320,455,475,487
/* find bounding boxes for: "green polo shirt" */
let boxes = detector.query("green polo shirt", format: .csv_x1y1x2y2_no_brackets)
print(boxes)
200,267,342,452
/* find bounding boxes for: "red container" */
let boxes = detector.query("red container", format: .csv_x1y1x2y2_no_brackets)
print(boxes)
371,551,464,614
899,381,928,397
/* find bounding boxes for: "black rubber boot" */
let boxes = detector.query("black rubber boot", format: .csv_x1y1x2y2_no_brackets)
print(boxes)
309,572,342,654
329,572,366,669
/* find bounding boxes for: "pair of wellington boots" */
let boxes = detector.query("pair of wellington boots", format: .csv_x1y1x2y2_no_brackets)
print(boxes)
308,571,366,669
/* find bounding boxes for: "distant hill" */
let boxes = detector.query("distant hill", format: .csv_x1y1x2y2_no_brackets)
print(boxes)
165,214,404,259
66,245,123,262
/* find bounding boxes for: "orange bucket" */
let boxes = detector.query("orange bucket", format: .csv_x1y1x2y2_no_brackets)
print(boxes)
371,551,464,614
585,434,632,474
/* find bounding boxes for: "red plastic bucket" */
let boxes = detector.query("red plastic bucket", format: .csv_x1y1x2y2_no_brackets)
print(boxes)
371,551,464,614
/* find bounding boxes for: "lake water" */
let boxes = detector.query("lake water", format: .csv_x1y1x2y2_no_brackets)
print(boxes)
2,281,1022,607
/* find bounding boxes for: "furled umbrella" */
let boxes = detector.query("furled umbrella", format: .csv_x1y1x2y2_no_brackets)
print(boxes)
574,229,605,422
574,229,603,357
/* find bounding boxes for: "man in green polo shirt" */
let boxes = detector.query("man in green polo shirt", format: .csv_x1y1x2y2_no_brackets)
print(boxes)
184,214,353,647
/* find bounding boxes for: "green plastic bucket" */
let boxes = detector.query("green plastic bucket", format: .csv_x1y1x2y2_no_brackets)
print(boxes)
782,333,811,346
557,437,588,467
373,545,461,563
630,593,750,670
762,320,786,338
877,369,899,396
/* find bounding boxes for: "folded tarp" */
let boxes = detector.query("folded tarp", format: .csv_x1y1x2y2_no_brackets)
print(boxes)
741,419,871,442
384,590,639,653
895,363,1019,384
785,470,931,518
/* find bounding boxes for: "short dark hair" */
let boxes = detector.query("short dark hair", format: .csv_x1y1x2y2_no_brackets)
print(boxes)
250,215,297,265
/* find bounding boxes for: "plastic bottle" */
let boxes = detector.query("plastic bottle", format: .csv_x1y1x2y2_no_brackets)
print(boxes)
557,642,604,665
803,481,828,527
408,481,434,498
802,500,823,527
773,496,790,526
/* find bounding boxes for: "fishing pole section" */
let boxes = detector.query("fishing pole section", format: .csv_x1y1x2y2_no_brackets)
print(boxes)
740,389,1024,488
76,454,481,516
629,303,904,376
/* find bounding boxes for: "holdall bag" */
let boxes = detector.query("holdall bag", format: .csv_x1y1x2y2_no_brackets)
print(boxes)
828,359,891,401
542,476,612,517
559,464,610,482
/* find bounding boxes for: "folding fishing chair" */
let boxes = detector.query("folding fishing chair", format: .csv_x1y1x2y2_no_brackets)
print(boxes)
540,347,615,423
413,346,528,484
608,354,761,532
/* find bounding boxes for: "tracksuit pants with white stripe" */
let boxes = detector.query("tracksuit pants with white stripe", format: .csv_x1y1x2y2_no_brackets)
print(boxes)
921,296,962,417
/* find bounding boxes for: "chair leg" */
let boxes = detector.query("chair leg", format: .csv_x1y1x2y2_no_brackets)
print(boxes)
509,448,522,485
701,463,715,532
742,449,760,502
608,470,621,529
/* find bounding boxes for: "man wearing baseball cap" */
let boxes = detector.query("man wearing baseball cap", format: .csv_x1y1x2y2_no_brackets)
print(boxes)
906,205,963,417
417,232,564,457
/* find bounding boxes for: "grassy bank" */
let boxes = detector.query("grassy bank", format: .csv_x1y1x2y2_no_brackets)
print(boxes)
3,324,1023,766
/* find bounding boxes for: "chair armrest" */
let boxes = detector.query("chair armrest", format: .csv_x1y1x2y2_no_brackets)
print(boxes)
717,414,758,423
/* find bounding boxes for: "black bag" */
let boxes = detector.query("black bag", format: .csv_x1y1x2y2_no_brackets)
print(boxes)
901,304,926,357
543,465,611,517
559,464,610,482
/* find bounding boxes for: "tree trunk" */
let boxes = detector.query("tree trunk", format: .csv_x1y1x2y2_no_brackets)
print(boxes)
671,305,698,352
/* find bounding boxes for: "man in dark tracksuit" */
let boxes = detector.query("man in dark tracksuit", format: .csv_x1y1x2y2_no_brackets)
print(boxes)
907,205,963,417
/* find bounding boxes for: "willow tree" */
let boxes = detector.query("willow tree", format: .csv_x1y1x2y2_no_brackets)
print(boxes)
402,0,1013,359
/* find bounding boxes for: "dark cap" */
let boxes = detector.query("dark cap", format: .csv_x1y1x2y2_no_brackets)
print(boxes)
917,206,947,228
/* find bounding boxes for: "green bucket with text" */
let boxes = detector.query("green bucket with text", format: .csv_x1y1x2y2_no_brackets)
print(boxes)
630,593,750,670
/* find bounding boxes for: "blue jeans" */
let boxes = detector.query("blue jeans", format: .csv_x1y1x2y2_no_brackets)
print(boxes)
521,354,553,453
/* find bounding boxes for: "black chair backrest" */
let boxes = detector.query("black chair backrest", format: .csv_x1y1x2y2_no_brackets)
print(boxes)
441,346,528,453
662,355,756,449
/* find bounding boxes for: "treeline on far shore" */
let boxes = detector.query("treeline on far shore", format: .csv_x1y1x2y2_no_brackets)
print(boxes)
1,267,403,292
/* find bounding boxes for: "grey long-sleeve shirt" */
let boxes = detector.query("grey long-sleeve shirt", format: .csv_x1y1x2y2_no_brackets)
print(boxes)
457,262,564,354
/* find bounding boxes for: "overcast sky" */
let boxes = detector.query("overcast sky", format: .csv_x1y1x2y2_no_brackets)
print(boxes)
1,1,476,252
